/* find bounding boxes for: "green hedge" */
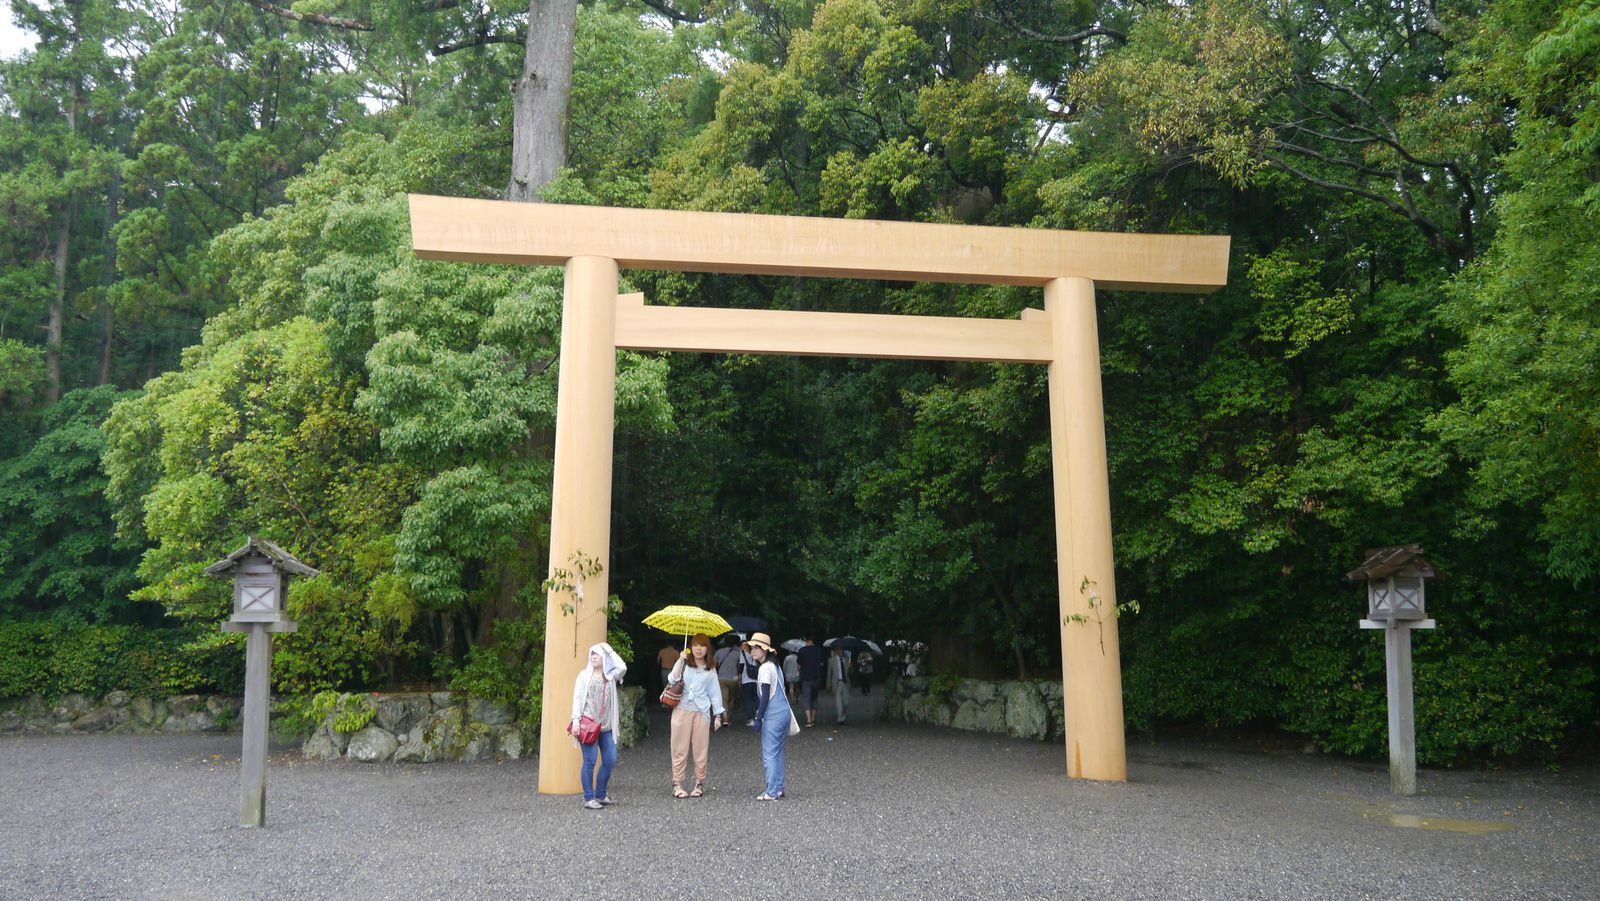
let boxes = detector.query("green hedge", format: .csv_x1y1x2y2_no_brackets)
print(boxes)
1123,612,1596,765
0,622,243,701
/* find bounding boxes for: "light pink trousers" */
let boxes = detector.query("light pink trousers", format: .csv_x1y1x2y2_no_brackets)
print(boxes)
670,705,711,788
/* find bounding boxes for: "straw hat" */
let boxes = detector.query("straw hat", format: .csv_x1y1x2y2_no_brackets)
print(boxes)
745,631,777,653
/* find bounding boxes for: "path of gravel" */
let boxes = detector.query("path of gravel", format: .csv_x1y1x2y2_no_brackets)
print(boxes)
2,714,1594,899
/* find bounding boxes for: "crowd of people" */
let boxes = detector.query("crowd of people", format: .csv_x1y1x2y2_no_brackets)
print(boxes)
569,631,888,808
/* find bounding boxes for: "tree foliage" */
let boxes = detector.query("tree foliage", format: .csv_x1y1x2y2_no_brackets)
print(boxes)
0,0,1595,762
1435,0,1600,585
0,386,140,623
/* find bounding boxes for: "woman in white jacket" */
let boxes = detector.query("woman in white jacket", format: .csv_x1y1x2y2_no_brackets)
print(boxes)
570,642,627,810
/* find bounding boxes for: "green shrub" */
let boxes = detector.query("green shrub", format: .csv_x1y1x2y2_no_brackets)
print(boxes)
1274,624,1387,756
1412,637,1593,764
450,614,546,729
1122,613,1281,731
270,695,323,741
308,690,377,733
1274,623,1593,765
0,623,51,697
927,672,961,704
0,622,241,700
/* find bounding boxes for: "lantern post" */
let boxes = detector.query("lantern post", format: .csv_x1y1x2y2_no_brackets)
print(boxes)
206,537,317,827
1348,544,1438,796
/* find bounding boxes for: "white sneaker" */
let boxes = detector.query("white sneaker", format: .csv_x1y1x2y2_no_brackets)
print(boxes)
745,719,755,726
583,799,603,810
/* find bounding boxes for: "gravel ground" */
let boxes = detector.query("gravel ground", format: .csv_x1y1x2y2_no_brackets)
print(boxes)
2,714,1595,900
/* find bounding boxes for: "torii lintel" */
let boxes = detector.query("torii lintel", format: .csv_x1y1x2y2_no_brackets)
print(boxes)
408,194,1230,293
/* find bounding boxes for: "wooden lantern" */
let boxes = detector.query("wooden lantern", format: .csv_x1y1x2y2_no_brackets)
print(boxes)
205,536,318,624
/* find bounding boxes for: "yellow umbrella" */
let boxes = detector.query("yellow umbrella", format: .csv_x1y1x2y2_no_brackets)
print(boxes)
642,605,733,647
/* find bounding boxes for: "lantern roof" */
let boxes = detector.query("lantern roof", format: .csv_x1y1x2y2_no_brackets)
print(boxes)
1345,544,1438,582
204,536,319,577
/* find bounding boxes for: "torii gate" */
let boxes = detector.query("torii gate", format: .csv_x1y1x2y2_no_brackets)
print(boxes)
408,194,1230,792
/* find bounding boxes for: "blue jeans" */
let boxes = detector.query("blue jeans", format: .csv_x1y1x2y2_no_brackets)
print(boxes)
740,681,759,719
579,730,617,801
759,698,790,796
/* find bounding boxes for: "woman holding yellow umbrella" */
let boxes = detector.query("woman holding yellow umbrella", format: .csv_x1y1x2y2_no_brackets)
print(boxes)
663,633,726,797
642,606,732,798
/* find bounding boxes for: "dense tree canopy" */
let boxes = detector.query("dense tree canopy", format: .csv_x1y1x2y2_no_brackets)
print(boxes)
0,0,1595,762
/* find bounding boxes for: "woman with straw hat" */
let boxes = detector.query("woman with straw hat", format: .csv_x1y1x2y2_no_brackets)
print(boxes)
744,632,794,800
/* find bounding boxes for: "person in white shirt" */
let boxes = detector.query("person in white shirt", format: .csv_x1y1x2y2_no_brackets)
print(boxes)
826,646,850,724
782,650,800,704
745,633,792,801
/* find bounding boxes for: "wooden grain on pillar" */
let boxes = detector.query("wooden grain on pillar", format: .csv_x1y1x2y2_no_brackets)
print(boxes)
1045,277,1128,782
537,256,619,795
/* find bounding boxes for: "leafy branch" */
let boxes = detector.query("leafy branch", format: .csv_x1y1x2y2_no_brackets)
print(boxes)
976,8,1127,46
1063,577,1140,656
239,0,372,32
541,550,605,656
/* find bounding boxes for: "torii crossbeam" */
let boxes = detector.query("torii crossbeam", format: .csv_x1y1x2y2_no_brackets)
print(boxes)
409,194,1231,792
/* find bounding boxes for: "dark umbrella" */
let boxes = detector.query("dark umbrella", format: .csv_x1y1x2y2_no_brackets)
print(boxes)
727,615,768,634
824,636,883,656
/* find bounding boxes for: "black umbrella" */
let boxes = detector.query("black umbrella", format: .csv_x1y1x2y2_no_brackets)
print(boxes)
727,615,768,634
824,636,883,656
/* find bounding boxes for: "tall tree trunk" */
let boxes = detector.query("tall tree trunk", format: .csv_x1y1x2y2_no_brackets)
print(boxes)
97,304,113,386
46,208,72,404
47,38,84,405
478,532,537,647
506,0,577,202
440,611,458,662
99,171,121,386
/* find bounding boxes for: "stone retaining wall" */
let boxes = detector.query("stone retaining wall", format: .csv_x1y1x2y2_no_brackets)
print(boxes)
1,691,242,735
882,676,1065,742
0,687,651,764
5,679,1050,746
299,688,649,763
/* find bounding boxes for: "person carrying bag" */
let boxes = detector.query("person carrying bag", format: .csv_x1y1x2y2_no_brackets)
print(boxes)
664,633,726,799
745,633,795,801
570,642,627,810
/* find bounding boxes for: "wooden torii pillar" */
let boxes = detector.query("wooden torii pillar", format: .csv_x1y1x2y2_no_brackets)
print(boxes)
409,195,1231,791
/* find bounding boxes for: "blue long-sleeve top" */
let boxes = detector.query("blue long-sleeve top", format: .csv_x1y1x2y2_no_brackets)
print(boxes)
752,659,784,725
754,681,772,724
